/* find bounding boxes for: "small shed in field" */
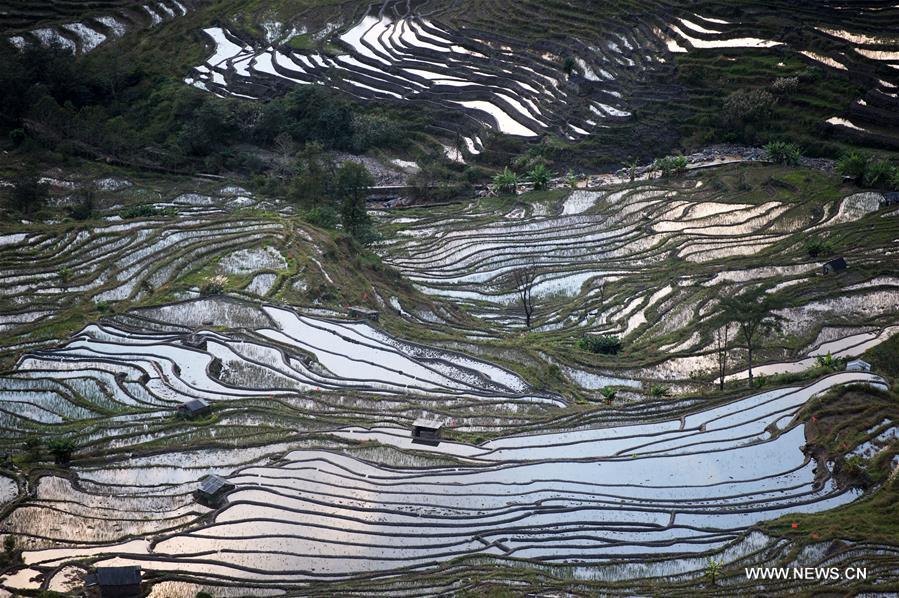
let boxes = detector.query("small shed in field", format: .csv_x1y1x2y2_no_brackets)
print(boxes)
822,257,847,275
194,474,235,506
177,399,211,418
84,565,142,598
412,418,444,445
846,359,872,372
348,306,379,321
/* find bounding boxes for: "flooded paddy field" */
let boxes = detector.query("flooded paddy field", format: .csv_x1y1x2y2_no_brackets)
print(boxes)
0,159,898,595
375,166,899,395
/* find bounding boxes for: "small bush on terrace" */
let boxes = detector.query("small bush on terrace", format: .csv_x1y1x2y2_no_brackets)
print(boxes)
653,155,688,177
723,88,775,124
527,164,555,190
648,384,671,398
47,436,76,464
837,151,899,189
600,386,617,403
764,141,801,166
200,275,228,296
577,334,621,355
770,76,799,95
863,159,896,189
303,205,339,229
837,150,870,185
119,205,177,219
492,167,520,195
804,237,833,258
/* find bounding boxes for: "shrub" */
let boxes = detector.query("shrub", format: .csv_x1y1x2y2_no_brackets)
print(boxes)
67,189,96,221
648,384,671,398
562,56,576,74
527,164,554,190
804,237,833,258
492,167,519,194
723,88,775,123
119,205,177,219
600,386,617,402
863,160,896,189
303,205,339,229
5,170,48,215
816,352,843,371
764,141,801,166
770,76,799,95
200,275,228,296
350,113,404,152
47,437,76,464
653,155,688,177
836,150,870,184
577,334,621,355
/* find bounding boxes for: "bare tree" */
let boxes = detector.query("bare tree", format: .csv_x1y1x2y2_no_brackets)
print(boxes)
273,132,297,177
715,323,732,391
511,264,538,329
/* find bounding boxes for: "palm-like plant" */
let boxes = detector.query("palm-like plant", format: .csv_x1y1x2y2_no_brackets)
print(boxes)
492,167,520,195
706,558,723,585
527,164,554,190
600,386,617,403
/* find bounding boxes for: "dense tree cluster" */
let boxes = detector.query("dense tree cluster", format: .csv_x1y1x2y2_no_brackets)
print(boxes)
0,42,412,174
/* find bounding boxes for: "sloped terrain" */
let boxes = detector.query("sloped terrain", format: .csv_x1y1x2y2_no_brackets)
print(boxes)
178,0,899,158
0,162,897,595
2,0,899,596
1,0,195,53
376,164,899,396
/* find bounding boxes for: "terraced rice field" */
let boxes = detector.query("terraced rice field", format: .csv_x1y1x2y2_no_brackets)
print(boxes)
180,0,899,153
0,294,891,592
0,182,293,355
375,170,899,393
2,0,194,53
0,159,897,594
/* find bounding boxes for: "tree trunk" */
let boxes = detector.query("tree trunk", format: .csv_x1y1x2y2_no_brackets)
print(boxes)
747,345,754,388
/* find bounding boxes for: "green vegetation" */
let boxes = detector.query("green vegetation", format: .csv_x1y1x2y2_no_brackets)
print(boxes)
765,379,899,545
804,236,833,258
527,164,554,190
47,436,76,464
492,167,520,194
0,43,421,182
4,169,48,216
336,161,376,243
674,53,865,156
576,334,621,355
653,155,688,177
837,150,899,189
119,204,178,219
200,275,228,296
719,287,785,387
764,141,802,166
648,384,671,398
600,386,617,403
705,558,722,586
